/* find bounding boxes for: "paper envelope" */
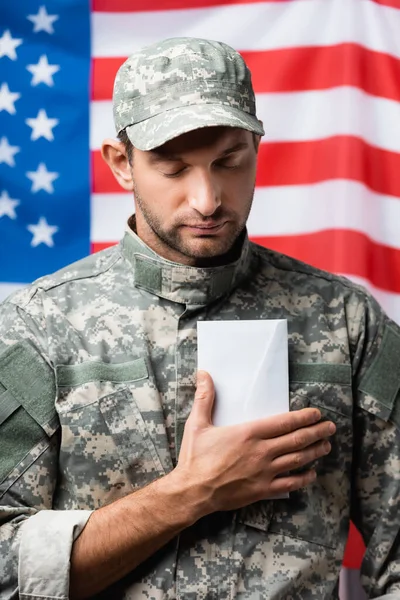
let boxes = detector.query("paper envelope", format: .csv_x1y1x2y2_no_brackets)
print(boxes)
197,319,289,427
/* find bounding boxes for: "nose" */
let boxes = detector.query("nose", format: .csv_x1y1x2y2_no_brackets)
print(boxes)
187,170,221,216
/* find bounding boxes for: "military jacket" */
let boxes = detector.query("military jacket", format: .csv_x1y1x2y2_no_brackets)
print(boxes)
1,227,400,599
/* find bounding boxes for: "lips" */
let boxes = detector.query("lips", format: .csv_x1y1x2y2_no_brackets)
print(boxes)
184,222,225,230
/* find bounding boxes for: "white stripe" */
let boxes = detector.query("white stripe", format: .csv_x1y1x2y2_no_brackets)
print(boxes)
91,180,400,249
341,274,400,326
247,180,400,249
91,193,134,242
339,568,366,600
92,0,400,59
0,283,26,303
90,86,400,152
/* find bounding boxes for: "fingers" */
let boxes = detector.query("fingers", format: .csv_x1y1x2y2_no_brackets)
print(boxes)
252,408,323,439
267,420,336,458
267,469,317,496
271,439,331,474
187,371,215,427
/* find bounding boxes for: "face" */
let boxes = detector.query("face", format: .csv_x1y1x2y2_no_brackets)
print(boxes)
103,126,260,266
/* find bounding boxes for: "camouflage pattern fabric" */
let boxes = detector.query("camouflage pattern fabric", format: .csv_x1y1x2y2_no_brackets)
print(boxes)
1,225,400,599
113,37,265,151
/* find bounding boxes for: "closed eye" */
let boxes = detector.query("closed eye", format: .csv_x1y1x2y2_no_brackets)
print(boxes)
161,167,187,178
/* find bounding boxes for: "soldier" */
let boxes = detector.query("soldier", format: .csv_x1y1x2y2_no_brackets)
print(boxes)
1,37,400,599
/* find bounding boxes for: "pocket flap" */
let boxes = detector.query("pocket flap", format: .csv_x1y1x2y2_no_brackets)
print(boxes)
56,357,148,387
289,362,351,385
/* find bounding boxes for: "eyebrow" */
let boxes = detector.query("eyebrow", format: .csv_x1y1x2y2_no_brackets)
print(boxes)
148,141,249,164
218,141,249,157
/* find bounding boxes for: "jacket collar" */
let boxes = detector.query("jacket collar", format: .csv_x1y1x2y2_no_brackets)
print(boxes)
121,219,252,306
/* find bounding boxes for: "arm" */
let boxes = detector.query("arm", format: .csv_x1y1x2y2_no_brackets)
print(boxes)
70,371,335,599
0,297,93,600
350,293,400,598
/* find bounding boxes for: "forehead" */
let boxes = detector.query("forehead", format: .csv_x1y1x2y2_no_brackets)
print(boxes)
152,126,251,157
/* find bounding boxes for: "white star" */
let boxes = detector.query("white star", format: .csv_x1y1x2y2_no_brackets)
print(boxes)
27,216,58,247
25,109,59,141
0,137,20,166
26,162,59,193
0,82,20,114
0,30,23,60
26,55,60,87
27,6,59,34
0,190,19,219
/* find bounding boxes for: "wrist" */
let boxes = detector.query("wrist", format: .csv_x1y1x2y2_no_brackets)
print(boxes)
156,468,212,527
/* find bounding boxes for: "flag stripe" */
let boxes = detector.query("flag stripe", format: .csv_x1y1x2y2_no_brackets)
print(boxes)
91,1,400,59
93,0,400,15
253,230,400,293
92,181,400,250
371,0,400,8
93,0,273,11
247,181,400,247
91,182,400,294
92,44,400,103
90,89,400,153
91,229,400,294
0,283,26,303
342,523,366,569
256,138,400,195
92,137,400,199
92,181,400,249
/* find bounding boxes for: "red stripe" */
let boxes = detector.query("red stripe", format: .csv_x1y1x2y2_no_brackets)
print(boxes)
92,0,289,12
92,57,124,102
93,230,400,294
256,136,400,197
93,0,400,10
92,136,400,199
92,241,116,253
252,229,400,294
370,0,400,8
244,44,400,101
92,44,400,102
342,523,365,569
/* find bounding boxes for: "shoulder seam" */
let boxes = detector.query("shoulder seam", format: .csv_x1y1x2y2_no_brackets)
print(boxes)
251,243,369,298
42,250,122,293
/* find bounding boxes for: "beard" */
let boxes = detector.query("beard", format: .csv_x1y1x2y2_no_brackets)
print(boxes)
133,182,254,265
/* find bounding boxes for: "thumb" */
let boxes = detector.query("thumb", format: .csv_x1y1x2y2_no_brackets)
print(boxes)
190,370,215,426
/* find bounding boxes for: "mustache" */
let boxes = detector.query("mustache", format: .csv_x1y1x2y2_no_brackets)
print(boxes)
178,207,234,225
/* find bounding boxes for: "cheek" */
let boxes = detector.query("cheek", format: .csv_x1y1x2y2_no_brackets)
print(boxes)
221,173,255,209
136,173,185,212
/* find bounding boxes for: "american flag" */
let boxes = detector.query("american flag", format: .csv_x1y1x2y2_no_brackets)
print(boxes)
1,0,400,593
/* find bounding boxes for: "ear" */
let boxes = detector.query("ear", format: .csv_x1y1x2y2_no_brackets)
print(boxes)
101,138,134,191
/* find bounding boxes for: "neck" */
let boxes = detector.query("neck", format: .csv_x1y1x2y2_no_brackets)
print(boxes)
128,214,246,268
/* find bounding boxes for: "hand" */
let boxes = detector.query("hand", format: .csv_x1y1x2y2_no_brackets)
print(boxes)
174,370,336,516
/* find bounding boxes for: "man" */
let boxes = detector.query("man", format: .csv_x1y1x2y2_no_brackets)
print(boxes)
0,36,399,600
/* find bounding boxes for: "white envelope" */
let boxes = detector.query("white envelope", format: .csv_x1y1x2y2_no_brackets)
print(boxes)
197,319,289,426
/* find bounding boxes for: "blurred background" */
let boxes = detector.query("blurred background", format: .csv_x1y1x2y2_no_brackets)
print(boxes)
1,0,399,597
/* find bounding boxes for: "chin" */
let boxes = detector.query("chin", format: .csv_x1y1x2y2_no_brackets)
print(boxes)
183,240,234,260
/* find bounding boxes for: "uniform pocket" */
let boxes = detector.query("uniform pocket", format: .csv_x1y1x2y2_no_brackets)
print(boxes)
56,358,166,507
99,386,165,482
238,363,353,550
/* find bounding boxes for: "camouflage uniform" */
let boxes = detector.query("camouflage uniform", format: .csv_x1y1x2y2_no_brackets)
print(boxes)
1,37,400,599
1,225,400,599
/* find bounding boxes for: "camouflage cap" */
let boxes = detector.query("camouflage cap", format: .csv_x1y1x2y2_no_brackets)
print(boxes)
113,37,265,151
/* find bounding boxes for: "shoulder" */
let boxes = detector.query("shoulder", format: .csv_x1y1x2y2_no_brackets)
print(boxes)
250,241,374,310
4,244,122,310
